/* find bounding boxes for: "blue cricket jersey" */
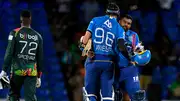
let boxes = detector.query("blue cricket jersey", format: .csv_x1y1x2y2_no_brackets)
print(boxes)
87,15,125,59
117,30,139,67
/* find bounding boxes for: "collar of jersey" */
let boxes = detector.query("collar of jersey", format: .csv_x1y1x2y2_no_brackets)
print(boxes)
21,26,31,28
106,15,117,20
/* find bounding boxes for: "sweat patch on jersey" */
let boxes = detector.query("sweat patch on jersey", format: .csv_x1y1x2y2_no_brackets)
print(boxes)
8,35,13,40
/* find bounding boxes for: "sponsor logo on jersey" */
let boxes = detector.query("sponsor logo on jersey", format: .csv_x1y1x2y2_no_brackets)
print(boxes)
17,54,35,60
20,33,38,41
20,33,26,40
95,44,112,52
8,35,13,40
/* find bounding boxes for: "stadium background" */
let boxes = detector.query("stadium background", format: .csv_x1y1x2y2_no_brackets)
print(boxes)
0,0,180,101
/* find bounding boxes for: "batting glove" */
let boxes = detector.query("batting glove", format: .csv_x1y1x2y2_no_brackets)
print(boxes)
36,78,41,88
0,71,7,79
134,43,144,55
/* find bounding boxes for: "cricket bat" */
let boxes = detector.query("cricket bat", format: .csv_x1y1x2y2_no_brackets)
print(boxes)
82,39,92,57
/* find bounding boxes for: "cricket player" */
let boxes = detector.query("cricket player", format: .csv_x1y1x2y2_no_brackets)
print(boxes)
0,10,43,101
114,14,147,101
79,3,132,101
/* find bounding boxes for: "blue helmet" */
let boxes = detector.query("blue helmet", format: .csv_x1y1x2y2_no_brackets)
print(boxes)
132,50,151,66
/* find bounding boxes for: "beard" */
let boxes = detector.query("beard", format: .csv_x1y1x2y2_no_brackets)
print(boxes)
122,26,128,32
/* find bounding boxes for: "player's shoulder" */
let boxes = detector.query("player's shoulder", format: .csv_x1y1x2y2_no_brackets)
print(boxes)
89,16,106,25
36,32,43,40
12,27,22,33
30,28,43,40
94,15,106,19
89,17,98,24
93,15,112,22
91,16,105,22
13,27,21,32
10,27,22,36
127,30,138,36
7,28,20,40
128,30,137,34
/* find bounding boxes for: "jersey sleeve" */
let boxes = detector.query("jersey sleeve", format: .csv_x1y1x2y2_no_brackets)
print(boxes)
116,24,125,40
2,31,16,72
87,18,95,33
36,34,43,78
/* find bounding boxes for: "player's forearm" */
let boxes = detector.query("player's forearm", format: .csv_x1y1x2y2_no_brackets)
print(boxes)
118,39,131,61
2,58,12,72
37,52,43,77
37,39,43,78
37,58,43,78
83,31,91,44
2,40,15,72
2,53,13,72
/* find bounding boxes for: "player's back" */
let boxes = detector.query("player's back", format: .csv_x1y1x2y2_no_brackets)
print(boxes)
90,15,120,60
11,27,42,76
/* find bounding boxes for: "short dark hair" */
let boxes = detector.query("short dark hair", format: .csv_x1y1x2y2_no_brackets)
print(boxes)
106,3,120,16
120,14,133,21
20,10,31,18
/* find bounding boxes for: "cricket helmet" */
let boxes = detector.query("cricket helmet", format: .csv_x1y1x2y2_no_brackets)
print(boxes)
132,50,151,66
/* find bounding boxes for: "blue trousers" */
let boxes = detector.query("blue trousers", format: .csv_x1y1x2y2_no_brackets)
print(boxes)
84,58,115,101
114,66,141,99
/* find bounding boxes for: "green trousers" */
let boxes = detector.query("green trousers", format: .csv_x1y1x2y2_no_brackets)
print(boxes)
8,75,37,101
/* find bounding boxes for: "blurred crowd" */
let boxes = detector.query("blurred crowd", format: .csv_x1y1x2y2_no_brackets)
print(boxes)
44,0,180,100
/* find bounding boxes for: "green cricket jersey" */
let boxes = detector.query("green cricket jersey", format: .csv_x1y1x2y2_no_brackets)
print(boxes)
2,27,43,76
